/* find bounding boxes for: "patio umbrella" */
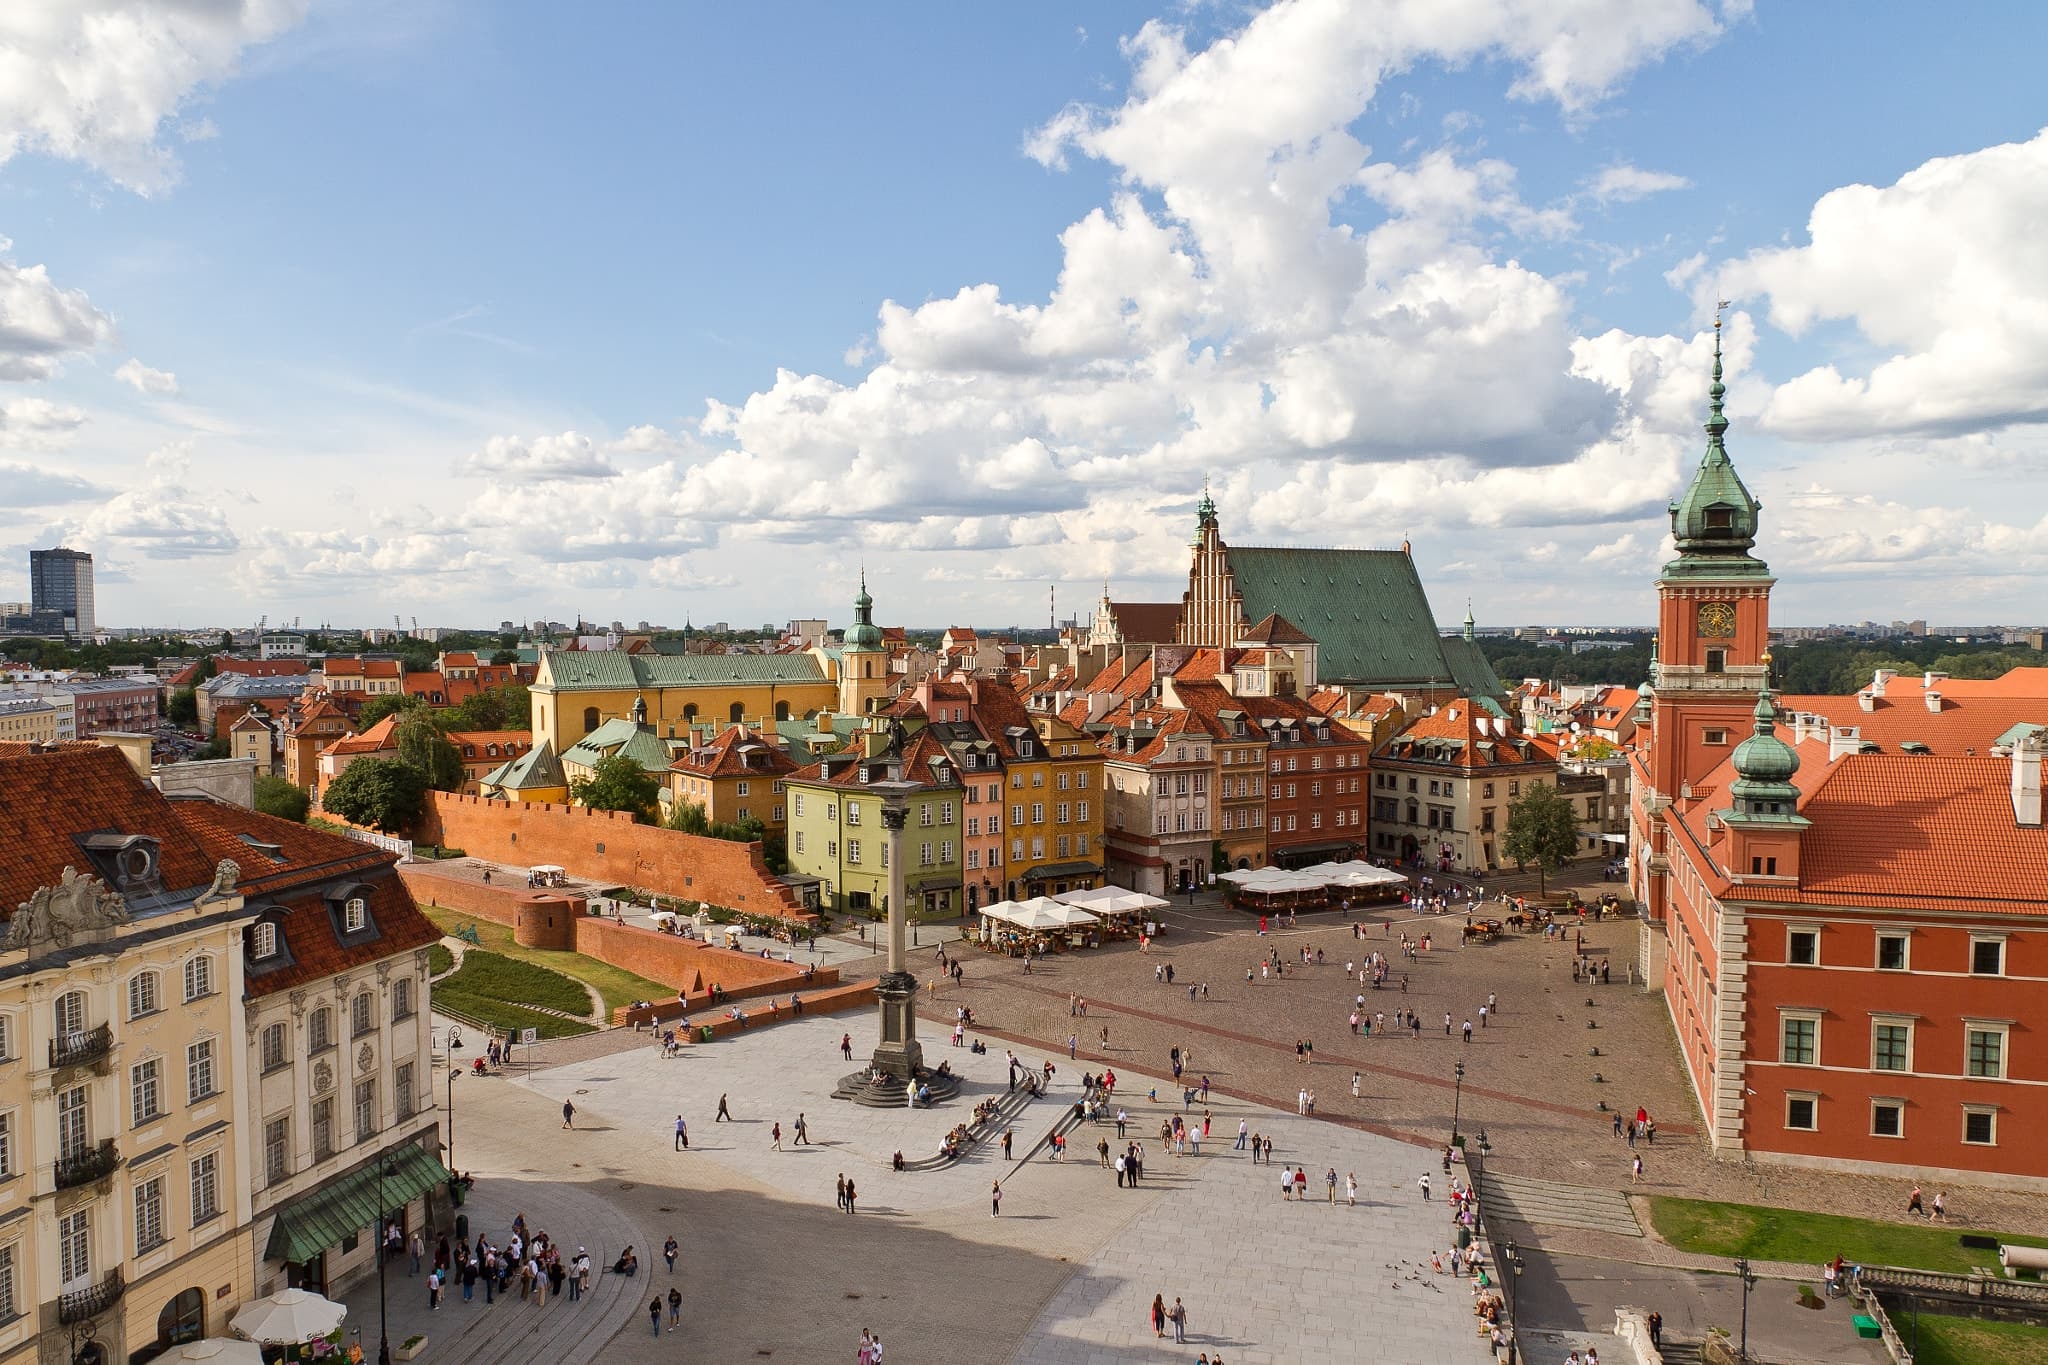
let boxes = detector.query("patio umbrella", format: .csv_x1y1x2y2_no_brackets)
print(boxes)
1001,898,1072,932
1055,887,1167,915
230,1288,347,1344
166,1341,268,1365
1044,903,1100,927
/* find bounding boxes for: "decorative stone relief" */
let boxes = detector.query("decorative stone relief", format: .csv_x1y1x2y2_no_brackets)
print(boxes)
8,867,130,953
313,1059,334,1093
356,1042,375,1075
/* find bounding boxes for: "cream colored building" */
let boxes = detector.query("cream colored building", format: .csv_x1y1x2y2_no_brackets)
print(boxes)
0,696,60,746
0,744,443,1364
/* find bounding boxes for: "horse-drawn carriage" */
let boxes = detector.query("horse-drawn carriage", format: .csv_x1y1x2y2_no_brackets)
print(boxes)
1462,918,1504,943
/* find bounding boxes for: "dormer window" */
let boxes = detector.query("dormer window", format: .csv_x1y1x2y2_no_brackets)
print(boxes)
344,897,367,932
1704,506,1734,529
251,923,278,959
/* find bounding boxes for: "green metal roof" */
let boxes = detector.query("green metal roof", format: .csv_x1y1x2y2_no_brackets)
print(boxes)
1666,323,1770,580
263,1143,448,1265
481,738,566,791
561,718,674,773
1227,546,1501,694
539,650,826,692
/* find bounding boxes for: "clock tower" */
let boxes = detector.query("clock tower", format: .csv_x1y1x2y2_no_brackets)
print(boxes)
1645,315,1775,802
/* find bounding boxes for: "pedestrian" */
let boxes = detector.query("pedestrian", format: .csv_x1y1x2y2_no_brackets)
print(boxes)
1116,1154,1127,1187
1933,1191,1948,1220
1906,1185,1925,1217
716,1093,732,1121
1170,1297,1188,1344
1444,1012,1452,1036
1463,1019,1473,1043
408,1232,423,1276
771,1121,782,1150
427,1268,441,1310
845,1177,857,1214
842,1032,853,1061
1152,1293,1168,1338
1419,1173,1431,1201
1632,1154,1644,1184
992,1179,1003,1216
663,1235,678,1274
1648,1311,1663,1349
1326,1168,1338,1202
1479,1004,1488,1029
836,1173,848,1211
674,1114,689,1150
561,1099,575,1129
668,1285,683,1328
460,1255,477,1302
795,1112,810,1145
1236,1119,1248,1150
1351,1071,1362,1099
1346,1171,1358,1207
1003,1128,1014,1160
1068,1034,1077,1059
650,1298,663,1337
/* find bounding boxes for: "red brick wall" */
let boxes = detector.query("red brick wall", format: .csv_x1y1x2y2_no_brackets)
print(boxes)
394,865,567,928
416,792,807,919
574,916,836,997
515,895,578,950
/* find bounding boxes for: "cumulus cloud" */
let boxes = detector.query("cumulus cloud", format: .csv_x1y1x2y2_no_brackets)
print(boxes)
114,358,179,394
0,1,309,194
0,396,88,442
0,253,116,380
1723,125,2048,440
1585,163,1690,204
459,432,616,480
0,461,103,505
64,441,239,557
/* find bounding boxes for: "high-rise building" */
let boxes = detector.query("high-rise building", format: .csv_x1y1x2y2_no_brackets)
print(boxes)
30,546,95,639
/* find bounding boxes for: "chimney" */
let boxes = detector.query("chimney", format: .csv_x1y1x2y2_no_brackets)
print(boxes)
1858,690,1876,712
1871,669,1895,696
1923,671,1948,690
1925,689,1943,714
1829,725,1863,764
2014,737,2043,828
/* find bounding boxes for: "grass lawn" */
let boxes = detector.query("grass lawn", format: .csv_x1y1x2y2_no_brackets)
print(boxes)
1649,1196,2048,1275
1906,1314,2048,1365
435,947,589,1015
427,943,454,977
421,906,673,1016
433,992,592,1040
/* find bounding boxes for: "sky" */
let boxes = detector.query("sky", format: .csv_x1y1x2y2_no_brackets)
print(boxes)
3,1,2046,633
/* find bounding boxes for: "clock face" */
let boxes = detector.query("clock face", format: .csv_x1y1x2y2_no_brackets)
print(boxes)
1697,602,1737,639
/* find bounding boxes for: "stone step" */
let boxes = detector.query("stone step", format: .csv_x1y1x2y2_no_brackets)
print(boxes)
1478,1171,1642,1237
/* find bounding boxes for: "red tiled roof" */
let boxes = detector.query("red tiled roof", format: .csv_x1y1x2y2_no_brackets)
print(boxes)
670,726,799,779
1239,612,1315,645
1105,601,1182,644
440,651,480,668
0,746,228,913
320,715,400,758
1776,686,2048,757
1379,703,1557,769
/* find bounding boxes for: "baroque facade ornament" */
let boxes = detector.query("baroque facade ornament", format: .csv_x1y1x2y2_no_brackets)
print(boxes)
194,859,241,907
357,1042,376,1075
313,1060,334,1094
8,867,130,953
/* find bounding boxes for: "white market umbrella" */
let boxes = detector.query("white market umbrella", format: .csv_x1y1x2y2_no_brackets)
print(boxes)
1056,886,1168,915
230,1288,347,1344
1001,897,1072,931
163,1342,267,1365
530,864,566,876
1045,903,1100,927
1216,868,1262,885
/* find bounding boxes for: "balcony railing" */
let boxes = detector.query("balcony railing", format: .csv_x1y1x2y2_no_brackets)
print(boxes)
54,1139,122,1191
49,1023,113,1070
57,1267,124,1325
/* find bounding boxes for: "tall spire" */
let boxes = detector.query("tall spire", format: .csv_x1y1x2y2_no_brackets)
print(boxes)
1462,599,1476,642
1706,303,1729,441
1665,303,1766,576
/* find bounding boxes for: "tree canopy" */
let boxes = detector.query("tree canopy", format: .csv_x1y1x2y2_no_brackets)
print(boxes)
1501,781,1580,894
253,775,312,823
321,757,429,833
396,711,466,792
569,755,664,822
444,682,531,732
355,692,426,729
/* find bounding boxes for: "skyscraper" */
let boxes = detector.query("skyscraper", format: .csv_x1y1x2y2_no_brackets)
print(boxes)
29,546,95,639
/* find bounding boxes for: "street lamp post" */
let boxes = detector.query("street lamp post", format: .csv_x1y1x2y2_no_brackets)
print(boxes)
1451,1060,1466,1145
1736,1256,1759,1365
446,1066,458,1173
377,1156,393,1365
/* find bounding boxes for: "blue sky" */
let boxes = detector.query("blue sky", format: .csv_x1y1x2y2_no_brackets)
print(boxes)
4,1,2046,632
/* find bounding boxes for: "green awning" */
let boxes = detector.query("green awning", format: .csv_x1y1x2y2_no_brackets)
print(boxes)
264,1144,448,1265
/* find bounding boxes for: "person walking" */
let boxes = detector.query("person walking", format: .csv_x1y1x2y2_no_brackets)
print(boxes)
650,1298,663,1337
1351,1071,1362,1099
1419,1172,1431,1201
1170,1297,1188,1344
1003,1128,1014,1160
561,1099,575,1129
836,1174,848,1211
771,1122,782,1150
1346,1171,1358,1207
716,1093,732,1122
663,1236,678,1274
1906,1185,1926,1217
1632,1154,1645,1184
460,1254,477,1302
668,1286,683,1329
1463,1019,1473,1043
844,1178,857,1213
1326,1168,1338,1202
408,1232,423,1276
1235,1119,1248,1151
991,1180,1003,1217
427,1268,441,1310
674,1114,689,1150
841,1032,853,1061
795,1113,810,1145
1069,1034,1078,1059
1152,1293,1168,1339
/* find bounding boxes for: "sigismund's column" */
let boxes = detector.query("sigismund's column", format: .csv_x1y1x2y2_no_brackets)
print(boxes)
866,781,922,1083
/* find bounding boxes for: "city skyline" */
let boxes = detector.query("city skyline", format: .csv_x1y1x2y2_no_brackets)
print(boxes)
3,3,2046,628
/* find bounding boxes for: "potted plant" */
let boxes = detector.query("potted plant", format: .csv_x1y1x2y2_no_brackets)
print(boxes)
395,1334,428,1361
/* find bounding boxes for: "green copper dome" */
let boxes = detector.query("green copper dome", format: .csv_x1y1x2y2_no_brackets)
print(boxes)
1730,690,1800,804
1665,321,1768,579
846,572,883,650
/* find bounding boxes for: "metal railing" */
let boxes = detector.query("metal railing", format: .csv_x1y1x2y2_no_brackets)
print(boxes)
49,1024,112,1070
54,1139,122,1191
57,1268,124,1325
1860,1265,2048,1306
1850,1279,1914,1365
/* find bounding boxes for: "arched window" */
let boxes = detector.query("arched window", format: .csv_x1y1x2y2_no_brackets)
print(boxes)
310,1007,333,1052
158,1286,206,1348
392,977,414,1020
182,955,214,1002
351,992,375,1037
343,897,367,932
775,700,791,721
728,702,745,724
582,706,600,734
129,971,161,1019
682,704,698,722
54,990,86,1039
250,922,278,960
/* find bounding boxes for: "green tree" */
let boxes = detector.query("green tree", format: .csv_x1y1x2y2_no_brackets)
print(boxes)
569,755,663,822
321,757,430,833
167,687,199,729
195,738,232,760
253,775,312,823
356,692,427,729
490,648,519,666
665,800,711,834
1573,737,1618,760
446,682,531,732
1501,781,1581,894
1212,839,1230,874
218,630,233,651
396,711,465,791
